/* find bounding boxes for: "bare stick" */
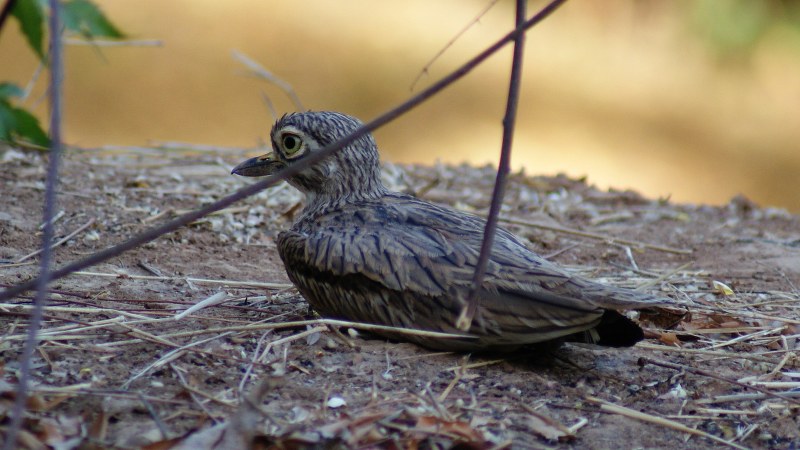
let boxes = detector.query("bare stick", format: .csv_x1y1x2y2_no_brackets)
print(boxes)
639,357,800,406
15,218,96,263
635,262,693,291
457,0,527,331
63,38,162,47
696,391,800,405
0,0,568,303
586,396,748,450
260,91,278,121
409,0,500,91
95,318,476,347
71,270,292,289
232,49,304,111
121,331,234,389
37,209,64,229
21,62,45,104
4,2,64,448
500,216,693,254
170,364,223,420
634,343,788,364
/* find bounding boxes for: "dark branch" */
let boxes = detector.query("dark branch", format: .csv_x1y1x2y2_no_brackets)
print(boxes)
457,0,529,330
3,1,63,448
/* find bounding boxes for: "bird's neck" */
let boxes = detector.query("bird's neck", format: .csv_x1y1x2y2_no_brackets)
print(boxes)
299,176,389,218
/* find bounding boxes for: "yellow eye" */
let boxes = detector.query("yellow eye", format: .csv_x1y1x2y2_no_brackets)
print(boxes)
281,133,303,155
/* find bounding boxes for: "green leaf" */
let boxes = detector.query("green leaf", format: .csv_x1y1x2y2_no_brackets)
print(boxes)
10,0,46,60
0,101,17,143
0,83,25,99
12,106,50,146
0,100,50,147
61,0,125,39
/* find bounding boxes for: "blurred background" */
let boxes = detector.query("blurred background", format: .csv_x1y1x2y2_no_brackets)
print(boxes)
1,0,799,211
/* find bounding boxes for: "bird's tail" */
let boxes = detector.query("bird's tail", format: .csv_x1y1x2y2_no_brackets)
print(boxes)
565,310,645,347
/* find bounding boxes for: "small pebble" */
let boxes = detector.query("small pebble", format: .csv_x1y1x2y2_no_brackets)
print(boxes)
327,396,346,408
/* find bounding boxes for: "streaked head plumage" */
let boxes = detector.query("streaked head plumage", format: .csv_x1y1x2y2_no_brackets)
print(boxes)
233,111,386,207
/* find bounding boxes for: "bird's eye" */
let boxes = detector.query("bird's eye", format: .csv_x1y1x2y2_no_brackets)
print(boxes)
282,134,303,155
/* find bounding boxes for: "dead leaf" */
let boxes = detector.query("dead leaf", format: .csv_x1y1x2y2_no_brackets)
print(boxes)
415,415,486,442
711,280,734,296
710,314,747,328
146,377,281,450
522,409,575,442
87,410,109,442
658,332,682,347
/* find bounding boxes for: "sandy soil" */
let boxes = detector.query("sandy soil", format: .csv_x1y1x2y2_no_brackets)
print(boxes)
1,146,798,449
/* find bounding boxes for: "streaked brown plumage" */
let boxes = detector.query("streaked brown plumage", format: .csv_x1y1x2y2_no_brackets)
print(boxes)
233,111,670,351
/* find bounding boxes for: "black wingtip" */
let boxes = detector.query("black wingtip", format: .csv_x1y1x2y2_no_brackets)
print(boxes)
566,310,644,347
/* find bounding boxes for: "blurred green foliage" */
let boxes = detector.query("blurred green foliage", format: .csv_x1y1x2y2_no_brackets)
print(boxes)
1,0,124,147
62,0,124,41
690,0,800,59
0,81,49,146
10,0,44,59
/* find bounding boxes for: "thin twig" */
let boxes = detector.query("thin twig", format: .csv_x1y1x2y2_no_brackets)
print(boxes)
635,262,693,291
409,0,500,91
5,2,63,448
150,141,249,153
444,358,504,372
121,332,234,389
457,0,527,331
586,396,748,450
623,245,639,271
0,303,154,321
696,391,800,405
0,260,37,268
500,215,693,254
137,392,170,439
238,332,273,393
257,326,326,365
28,386,191,405
438,355,470,403
15,218,96,263
36,316,127,337
137,261,165,277
639,357,800,406
22,62,45,103
636,342,790,363
232,49,304,110
37,209,64,230
703,326,786,350
71,270,292,289
0,0,568,303
170,365,220,421
260,91,278,121
91,318,476,349
63,38,162,47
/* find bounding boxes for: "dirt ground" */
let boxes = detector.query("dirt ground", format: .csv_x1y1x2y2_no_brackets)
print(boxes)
1,145,799,449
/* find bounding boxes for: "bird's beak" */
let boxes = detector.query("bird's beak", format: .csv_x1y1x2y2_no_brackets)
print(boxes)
231,151,284,177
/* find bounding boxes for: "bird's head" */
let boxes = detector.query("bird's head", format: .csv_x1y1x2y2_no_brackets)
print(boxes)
232,111,386,205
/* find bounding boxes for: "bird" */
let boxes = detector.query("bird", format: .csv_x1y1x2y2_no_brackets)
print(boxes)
232,111,670,352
